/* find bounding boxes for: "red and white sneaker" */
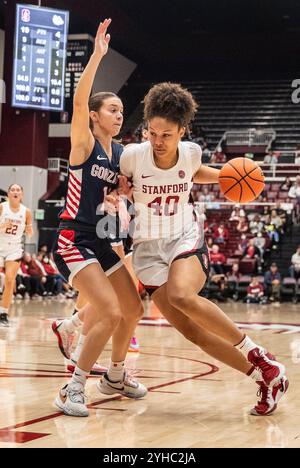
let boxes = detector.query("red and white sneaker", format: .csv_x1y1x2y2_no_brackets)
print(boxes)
97,370,147,399
67,357,107,376
247,347,285,386
52,320,75,359
251,376,289,416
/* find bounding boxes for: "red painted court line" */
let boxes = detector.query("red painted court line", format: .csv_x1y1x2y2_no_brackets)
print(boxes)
0,367,69,374
150,390,181,394
4,362,67,367
0,353,219,443
89,407,127,412
0,430,50,443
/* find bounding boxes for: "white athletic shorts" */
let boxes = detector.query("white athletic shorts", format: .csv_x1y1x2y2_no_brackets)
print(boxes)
0,243,23,268
132,222,210,294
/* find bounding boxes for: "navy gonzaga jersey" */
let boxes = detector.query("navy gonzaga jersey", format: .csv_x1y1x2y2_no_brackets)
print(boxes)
60,140,123,225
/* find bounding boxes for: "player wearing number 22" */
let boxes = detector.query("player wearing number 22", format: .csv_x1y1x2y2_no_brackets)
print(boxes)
118,82,288,416
0,184,33,327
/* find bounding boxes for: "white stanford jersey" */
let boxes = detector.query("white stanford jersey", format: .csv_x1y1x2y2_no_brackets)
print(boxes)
0,202,27,246
120,141,202,243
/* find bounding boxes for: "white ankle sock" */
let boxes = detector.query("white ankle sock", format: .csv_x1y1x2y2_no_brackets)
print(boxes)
62,313,83,333
70,366,89,386
235,335,262,358
71,312,83,328
72,335,86,362
107,361,125,382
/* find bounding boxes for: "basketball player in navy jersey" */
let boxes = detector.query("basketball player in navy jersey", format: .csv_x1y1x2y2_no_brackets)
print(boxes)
117,82,288,416
51,19,146,417
0,184,33,327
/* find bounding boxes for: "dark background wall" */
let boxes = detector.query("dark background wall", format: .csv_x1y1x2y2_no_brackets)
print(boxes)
0,0,300,166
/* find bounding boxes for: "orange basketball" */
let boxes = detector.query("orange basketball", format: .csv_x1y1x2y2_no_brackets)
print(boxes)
219,157,265,204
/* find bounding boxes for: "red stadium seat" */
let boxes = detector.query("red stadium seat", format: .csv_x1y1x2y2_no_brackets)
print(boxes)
239,259,256,274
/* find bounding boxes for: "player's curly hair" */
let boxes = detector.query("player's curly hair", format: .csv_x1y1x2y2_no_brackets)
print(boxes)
143,82,198,128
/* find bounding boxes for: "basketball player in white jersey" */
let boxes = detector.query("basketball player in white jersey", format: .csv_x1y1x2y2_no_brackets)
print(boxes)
0,184,33,326
117,82,288,416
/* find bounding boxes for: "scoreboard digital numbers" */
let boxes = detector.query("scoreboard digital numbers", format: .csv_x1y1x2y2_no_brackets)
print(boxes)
12,4,69,111
64,35,94,122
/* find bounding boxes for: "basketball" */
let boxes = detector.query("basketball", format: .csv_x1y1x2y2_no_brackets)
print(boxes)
219,157,265,203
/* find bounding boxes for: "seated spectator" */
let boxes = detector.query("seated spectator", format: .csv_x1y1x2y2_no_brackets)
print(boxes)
289,245,300,280
229,262,241,280
199,187,213,203
280,177,293,191
237,233,248,255
264,263,281,303
264,151,279,164
191,187,200,202
245,276,265,304
243,238,261,260
47,253,75,298
261,206,271,223
211,146,227,164
21,252,45,297
213,222,229,244
236,216,249,234
41,255,63,296
249,214,264,235
264,215,280,248
209,274,228,302
15,266,31,298
254,232,266,258
201,143,211,163
210,244,226,274
274,201,287,219
207,237,214,253
36,252,57,296
288,176,300,204
229,205,246,221
270,209,283,231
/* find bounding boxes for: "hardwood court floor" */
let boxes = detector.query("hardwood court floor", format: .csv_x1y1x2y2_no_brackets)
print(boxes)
0,298,299,448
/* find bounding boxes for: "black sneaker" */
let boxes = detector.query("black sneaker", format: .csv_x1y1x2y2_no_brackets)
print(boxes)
0,313,10,327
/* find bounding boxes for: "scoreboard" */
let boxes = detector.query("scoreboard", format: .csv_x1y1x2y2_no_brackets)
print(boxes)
64,35,94,123
12,4,69,111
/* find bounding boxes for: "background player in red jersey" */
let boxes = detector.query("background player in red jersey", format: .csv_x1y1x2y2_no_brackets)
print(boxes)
0,184,33,327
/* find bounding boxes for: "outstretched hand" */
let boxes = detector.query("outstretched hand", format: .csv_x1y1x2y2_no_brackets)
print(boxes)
94,18,111,57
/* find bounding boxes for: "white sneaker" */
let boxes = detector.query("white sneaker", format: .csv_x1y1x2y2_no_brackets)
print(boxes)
97,371,147,399
54,383,89,417
52,320,75,359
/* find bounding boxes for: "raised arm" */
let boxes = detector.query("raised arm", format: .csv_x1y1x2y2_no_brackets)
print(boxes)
70,19,111,166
